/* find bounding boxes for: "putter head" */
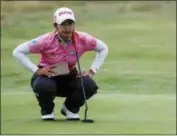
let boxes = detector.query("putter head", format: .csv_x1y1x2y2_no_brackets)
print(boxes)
82,119,94,123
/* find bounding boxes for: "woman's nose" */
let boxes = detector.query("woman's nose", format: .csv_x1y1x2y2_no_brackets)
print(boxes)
63,24,72,29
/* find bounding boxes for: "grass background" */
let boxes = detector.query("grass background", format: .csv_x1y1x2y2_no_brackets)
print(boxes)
1,1,176,135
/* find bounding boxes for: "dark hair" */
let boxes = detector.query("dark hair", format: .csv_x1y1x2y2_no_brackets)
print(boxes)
54,23,57,27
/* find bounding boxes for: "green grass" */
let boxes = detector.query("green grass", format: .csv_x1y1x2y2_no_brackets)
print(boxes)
1,1,176,135
1,91,176,134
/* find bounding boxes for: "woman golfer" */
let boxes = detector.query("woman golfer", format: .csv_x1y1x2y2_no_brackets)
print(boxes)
13,7,108,120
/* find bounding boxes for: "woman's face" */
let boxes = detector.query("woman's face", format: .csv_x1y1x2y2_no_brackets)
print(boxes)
55,19,75,40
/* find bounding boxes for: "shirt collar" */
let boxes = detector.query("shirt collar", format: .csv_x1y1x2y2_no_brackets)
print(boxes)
55,31,73,45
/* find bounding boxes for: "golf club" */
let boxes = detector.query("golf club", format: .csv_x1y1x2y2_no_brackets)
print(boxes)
73,32,94,123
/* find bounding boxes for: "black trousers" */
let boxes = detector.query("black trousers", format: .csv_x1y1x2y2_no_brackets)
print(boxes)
31,68,98,115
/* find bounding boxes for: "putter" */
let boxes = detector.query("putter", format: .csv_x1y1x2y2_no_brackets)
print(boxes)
73,32,94,123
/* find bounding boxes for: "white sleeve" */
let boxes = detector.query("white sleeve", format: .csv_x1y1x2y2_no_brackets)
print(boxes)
90,39,108,73
12,41,39,73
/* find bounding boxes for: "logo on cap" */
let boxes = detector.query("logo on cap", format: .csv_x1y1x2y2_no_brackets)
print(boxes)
59,11,72,16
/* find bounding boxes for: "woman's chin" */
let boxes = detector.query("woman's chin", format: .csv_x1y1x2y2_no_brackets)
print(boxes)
61,34,72,40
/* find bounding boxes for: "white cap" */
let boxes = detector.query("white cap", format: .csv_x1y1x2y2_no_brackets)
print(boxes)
53,7,75,25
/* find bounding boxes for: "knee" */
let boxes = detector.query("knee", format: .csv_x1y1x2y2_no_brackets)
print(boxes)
32,76,56,93
82,76,98,99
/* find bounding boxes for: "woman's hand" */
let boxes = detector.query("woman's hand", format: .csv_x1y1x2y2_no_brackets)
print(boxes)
77,69,95,78
35,65,57,77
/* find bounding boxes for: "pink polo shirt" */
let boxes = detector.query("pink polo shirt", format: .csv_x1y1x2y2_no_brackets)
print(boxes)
28,31,96,71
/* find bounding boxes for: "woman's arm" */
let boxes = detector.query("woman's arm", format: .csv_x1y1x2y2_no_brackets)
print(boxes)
90,39,109,73
12,41,39,73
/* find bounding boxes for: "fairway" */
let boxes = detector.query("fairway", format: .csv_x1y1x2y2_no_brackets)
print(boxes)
1,1,176,135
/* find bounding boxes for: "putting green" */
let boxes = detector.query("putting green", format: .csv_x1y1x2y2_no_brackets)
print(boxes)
1,91,176,134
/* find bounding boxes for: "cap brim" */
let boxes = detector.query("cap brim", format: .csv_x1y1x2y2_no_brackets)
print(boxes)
56,15,75,25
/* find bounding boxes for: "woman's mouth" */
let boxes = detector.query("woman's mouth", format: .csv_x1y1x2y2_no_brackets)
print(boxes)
64,31,71,34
